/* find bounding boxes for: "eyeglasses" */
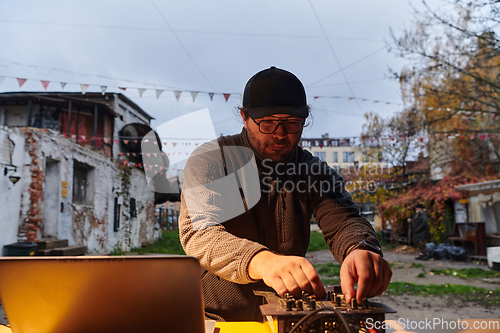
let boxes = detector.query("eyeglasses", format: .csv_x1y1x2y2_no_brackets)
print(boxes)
251,118,304,134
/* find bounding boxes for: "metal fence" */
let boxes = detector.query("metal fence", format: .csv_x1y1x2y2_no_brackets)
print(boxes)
157,208,180,230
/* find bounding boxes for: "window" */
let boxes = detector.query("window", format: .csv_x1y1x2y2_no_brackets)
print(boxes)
72,161,95,205
343,151,355,163
332,152,338,163
314,151,326,161
130,198,137,218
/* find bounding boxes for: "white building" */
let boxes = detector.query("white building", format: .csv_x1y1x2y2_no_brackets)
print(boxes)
0,92,166,255
300,133,374,171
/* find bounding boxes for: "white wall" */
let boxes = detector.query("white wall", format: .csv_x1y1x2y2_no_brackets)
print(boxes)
1,127,160,256
0,127,27,254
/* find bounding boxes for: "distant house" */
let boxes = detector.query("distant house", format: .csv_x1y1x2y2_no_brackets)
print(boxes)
456,179,500,247
0,92,170,255
300,133,379,172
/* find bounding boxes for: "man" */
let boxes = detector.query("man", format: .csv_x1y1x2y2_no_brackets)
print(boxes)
408,203,429,260
179,67,392,322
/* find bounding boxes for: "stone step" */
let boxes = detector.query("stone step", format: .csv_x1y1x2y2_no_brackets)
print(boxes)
37,239,69,250
50,245,87,256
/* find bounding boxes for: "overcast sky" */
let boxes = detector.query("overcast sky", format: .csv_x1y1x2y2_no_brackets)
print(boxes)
0,0,445,140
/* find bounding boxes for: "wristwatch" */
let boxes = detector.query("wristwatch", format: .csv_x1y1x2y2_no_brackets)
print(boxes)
346,240,383,258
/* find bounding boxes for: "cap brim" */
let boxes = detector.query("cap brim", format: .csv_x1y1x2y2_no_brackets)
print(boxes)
247,106,308,119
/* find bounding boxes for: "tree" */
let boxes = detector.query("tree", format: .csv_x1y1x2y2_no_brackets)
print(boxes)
349,108,427,226
390,0,500,178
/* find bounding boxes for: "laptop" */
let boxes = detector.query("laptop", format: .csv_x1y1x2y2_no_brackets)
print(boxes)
0,255,207,333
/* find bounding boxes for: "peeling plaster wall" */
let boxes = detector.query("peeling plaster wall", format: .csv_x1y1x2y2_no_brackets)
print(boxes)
0,127,159,256
0,127,26,254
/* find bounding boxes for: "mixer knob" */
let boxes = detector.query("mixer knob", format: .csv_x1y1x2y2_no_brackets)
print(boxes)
286,299,294,311
362,298,368,309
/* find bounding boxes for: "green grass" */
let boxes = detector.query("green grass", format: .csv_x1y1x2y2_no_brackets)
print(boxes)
307,230,329,252
384,282,500,307
322,278,340,285
430,268,500,279
314,263,341,277
411,263,425,269
130,230,185,255
417,272,426,278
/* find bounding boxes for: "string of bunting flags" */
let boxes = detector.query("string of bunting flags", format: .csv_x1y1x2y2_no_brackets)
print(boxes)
2,74,500,113
0,74,240,102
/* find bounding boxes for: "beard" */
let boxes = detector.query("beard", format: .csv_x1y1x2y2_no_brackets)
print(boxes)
247,131,299,163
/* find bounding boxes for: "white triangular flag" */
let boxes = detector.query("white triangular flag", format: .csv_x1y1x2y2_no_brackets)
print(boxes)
138,88,146,97
80,84,89,94
239,94,243,104
156,90,163,99
60,82,67,89
191,91,199,102
174,91,182,101
0,76,4,86
101,86,107,95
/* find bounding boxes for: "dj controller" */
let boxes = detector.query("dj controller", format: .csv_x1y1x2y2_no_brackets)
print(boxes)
255,285,396,333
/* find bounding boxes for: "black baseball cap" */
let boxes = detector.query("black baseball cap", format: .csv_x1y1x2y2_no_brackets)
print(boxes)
243,66,309,119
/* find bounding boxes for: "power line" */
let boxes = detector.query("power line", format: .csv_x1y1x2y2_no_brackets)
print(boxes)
0,19,385,43
0,59,179,90
313,108,365,117
305,46,387,88
307,0,363,114
149,0,215,91
308,77,388,88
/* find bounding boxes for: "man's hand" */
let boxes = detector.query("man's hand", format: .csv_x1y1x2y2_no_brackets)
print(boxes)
340,250,392,305
248,251,325,299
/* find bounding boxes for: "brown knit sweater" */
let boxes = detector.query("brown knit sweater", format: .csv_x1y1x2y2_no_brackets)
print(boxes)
179,129,380,322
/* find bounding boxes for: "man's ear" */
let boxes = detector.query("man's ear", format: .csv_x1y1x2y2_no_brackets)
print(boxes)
240,110,249,130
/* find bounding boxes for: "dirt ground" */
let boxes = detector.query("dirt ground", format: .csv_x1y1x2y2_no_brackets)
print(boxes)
1,249,500,328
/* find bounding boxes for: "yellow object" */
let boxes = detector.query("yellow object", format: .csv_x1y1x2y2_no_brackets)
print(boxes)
459,198,469,204
62,181,68,188
215,322,266,333
61,189,68,197
0,322,267,333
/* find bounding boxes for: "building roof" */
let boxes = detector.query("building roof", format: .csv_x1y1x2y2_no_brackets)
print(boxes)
0,92,154,121
456,179,500,195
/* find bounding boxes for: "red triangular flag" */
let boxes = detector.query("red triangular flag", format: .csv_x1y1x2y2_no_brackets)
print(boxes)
223,93,230,102
17,78,27,87
119,87,126,91
41,80,50,91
